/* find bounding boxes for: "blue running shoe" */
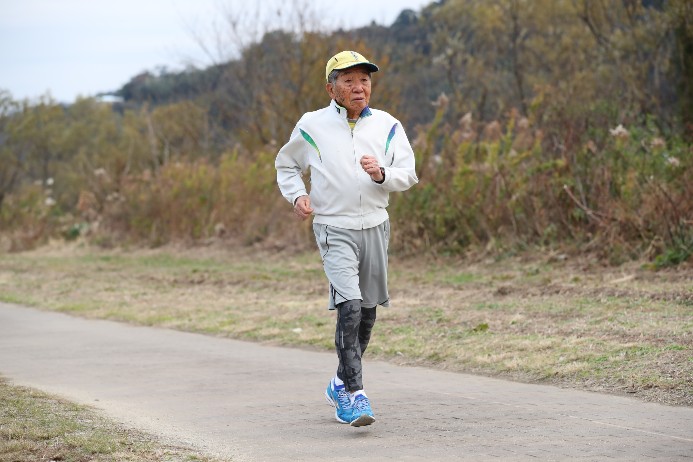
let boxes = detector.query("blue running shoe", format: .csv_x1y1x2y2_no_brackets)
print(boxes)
325,380,352,424
350,394,375,427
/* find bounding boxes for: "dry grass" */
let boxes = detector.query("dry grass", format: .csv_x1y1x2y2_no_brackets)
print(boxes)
0,241,691,407
0,378,224,462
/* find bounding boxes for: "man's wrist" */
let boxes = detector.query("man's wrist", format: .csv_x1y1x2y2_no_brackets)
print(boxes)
374,167,385,184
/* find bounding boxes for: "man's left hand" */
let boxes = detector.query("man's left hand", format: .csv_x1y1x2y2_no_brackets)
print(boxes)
360,155,384,182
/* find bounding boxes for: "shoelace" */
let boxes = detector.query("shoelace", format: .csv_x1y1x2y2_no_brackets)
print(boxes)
335,388,351,409
352,395,370,412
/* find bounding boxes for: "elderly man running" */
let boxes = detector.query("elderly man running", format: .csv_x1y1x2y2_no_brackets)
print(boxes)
275,50,418,427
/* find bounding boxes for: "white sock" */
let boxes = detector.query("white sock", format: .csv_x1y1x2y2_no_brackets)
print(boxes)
351,390,367,402
333,375,344,387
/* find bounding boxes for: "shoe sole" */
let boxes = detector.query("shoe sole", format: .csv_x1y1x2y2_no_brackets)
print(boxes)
326,390,351,424
334,409,350,424
350,414,375,427
325,390,336,407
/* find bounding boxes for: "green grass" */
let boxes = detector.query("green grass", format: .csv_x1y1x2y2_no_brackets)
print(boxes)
0,378,222,462
441,272,479,285
0,244,691,407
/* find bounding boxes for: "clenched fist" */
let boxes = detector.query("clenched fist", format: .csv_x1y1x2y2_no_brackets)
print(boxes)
360,155,384,182
293,195,314,221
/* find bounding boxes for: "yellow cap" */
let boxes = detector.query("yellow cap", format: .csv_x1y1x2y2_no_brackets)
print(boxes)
325,50,379,82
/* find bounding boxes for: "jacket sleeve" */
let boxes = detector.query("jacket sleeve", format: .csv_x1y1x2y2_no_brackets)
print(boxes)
275,123,309,205
380,121,419,193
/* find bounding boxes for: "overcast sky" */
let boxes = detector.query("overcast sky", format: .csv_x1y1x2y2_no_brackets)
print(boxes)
1,0,431,103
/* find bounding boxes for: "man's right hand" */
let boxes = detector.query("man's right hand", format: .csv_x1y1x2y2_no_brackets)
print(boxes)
293,195,314,221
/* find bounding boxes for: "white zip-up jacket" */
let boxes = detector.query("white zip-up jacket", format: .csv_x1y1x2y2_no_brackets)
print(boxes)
275,100,419,230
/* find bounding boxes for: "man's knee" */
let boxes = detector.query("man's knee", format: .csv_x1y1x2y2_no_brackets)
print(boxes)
337,300,362,326
361,306,377,323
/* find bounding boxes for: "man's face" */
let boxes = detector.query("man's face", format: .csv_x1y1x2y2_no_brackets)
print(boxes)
326,66,372,118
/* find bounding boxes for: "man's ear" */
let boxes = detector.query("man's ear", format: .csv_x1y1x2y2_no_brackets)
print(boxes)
326,82,335,99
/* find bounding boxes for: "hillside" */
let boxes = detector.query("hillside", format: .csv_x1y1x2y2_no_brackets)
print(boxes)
0,0,691,265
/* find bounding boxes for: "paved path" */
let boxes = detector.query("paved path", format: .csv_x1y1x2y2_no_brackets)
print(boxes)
0,302,691,461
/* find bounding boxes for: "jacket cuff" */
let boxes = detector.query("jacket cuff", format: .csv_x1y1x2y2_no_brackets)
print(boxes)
374,167,386,185
292,191,308,205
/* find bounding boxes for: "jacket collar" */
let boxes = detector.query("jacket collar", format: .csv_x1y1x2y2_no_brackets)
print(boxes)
331,99,372,119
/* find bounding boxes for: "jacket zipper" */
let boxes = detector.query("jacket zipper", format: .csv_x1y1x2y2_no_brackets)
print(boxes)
350,119,365,229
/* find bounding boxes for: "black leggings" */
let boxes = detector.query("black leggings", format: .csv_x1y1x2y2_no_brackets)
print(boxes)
335,299,377,392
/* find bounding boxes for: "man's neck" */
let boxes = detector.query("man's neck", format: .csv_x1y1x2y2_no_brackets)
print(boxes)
334,100,368,120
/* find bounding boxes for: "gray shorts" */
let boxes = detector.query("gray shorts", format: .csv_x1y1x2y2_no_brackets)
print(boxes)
313,220,390,310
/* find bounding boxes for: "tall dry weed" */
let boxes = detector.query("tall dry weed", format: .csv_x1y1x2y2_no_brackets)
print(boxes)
98,147,302,248
387,104,692,264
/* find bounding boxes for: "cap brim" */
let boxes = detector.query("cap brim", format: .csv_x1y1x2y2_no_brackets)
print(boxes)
335,62,379,74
